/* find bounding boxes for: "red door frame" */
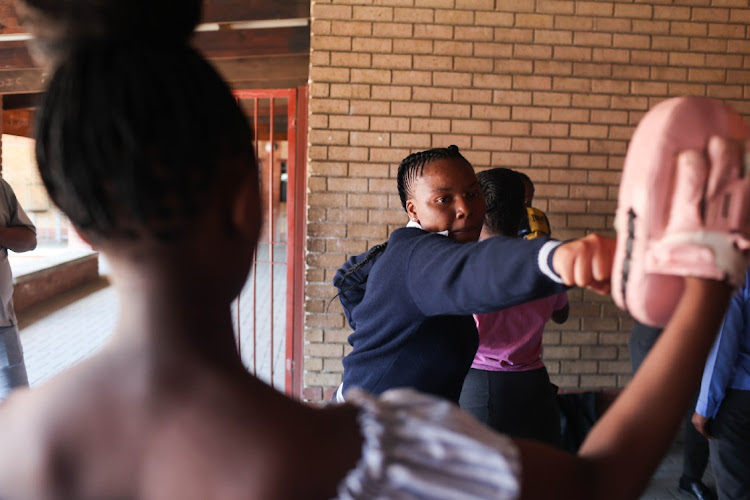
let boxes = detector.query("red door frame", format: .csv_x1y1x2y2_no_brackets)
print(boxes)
233,87,306,398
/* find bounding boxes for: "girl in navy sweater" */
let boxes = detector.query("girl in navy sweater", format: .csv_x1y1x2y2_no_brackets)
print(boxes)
334,146,608,403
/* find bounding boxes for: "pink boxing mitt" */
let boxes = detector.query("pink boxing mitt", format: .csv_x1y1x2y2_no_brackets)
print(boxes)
611,96,750,327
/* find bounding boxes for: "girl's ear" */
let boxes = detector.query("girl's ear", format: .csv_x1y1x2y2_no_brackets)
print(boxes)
406,200,418,222
231,175,262,242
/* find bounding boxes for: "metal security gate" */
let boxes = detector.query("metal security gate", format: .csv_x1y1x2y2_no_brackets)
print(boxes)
232,88,306,397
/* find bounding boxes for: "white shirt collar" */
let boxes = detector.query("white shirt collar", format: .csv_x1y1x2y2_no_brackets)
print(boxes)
406,220,449,237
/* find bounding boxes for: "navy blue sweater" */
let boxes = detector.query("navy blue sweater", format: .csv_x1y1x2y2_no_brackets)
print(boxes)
334,227,568,403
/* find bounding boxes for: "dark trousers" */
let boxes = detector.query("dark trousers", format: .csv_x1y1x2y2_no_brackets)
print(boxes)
459,366,561,447
629,321,709,481
709,389,750,500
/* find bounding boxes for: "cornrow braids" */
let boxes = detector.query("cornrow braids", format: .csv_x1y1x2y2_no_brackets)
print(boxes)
397,144,470,212
476,168,526,237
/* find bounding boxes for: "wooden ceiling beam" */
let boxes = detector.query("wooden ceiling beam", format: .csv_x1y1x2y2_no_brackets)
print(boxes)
193,25,309,59
201,1,309,24
0,0,24,35
0,41,35,70
212,53,308,88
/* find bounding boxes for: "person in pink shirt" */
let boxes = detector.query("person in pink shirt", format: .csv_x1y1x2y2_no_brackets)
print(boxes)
459,167,569,447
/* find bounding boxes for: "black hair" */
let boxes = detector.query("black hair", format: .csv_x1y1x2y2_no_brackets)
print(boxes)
476,168,526,237
32,2,256,243
337,145,471,296
396,144,470,212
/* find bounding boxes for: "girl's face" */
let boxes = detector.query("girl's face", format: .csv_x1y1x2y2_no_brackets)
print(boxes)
406,158,486,243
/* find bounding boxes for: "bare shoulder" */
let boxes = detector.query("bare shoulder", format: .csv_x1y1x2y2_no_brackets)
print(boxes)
0,387,60,499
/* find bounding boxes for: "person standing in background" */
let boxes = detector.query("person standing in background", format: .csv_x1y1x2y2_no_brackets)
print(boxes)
0,177,37,400
515,171,551,240
459,168,569,447
693,270,750,500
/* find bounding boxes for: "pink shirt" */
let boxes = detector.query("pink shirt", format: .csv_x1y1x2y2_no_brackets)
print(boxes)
471,292,568,372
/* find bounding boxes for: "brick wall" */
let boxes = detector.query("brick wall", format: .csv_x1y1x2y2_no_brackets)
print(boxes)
304,0,750,401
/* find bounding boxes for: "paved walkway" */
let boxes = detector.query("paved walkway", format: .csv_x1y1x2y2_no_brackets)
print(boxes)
11,248,714,500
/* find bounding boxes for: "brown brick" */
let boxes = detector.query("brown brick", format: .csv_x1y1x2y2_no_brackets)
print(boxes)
532,122,570,137
309,66,350,83
544,346,580,359
534,30,573,45
392,7,434,23
310,50,331,66
611,95,649,110
313,4,353,20
349,163,390,178
371,116,411,131
707,85,743,99
453,88,493,103
536,0,575,14
330,83,369,99
591,47,629,64
372,22,414,38
396,101,432,117
579,375,617,388
493,28,534,43
328,146,369,162
330,20,372,36
413,55,453,70
631,50,668,65
592,17,630,32
353,37,393,53
415,0,453,7
352,6,394,22
351,68,391,84
349,131,391,147
591,109,628,124
693,7,729,22
494,59,534,74
309,192,348,208
575,32,613,47
570,123,608,139
392,70,432,86
688,68,727,83
454,57,495,73
553,76,593,92
393,39,433,54
531,153,570,168
491,120,531,136
513,44,553,59
371,53,412,69
312,35,353,51
554,46,593,62
669,82,708,95
412,87,453,102
310,130,349,146
331,51,372,68
391,132,432,148
551,108,590,123
555,15,594,30
591,79,629,94
613,64,649,79
630,81,668,95
455,0,492,9
372,85,411,100
651,35,689,51
535,60,574,76
613,33,649,49
493,90,533,105
560,360,597,374
452,119,491,135
470,74,511,90
432,134,471,150
411,118,451,133
475,11,514,27
575,1,614,16
572,93,610,108
433,71,473,87
434,9,475,25
413,24,454,39
512,137,550,152
650,66,687,81
631,19,669,34
654,5,690,20
454,26,494,42
551,138,589,153
705,54,743,69
690,37,728,53
490,151,531,168
329,115,370,131
670,22,708,36
512,106,551,121
348,193,390,208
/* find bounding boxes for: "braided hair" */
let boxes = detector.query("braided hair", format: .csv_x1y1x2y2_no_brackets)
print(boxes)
397,144,470,212
337,145,471,296
31,0,256,244
476,168,526,237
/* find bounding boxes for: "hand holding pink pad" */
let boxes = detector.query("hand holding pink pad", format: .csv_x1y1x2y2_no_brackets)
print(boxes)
611,96,750,327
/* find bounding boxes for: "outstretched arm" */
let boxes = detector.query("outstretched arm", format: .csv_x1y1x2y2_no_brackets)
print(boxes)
515,277,732,500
